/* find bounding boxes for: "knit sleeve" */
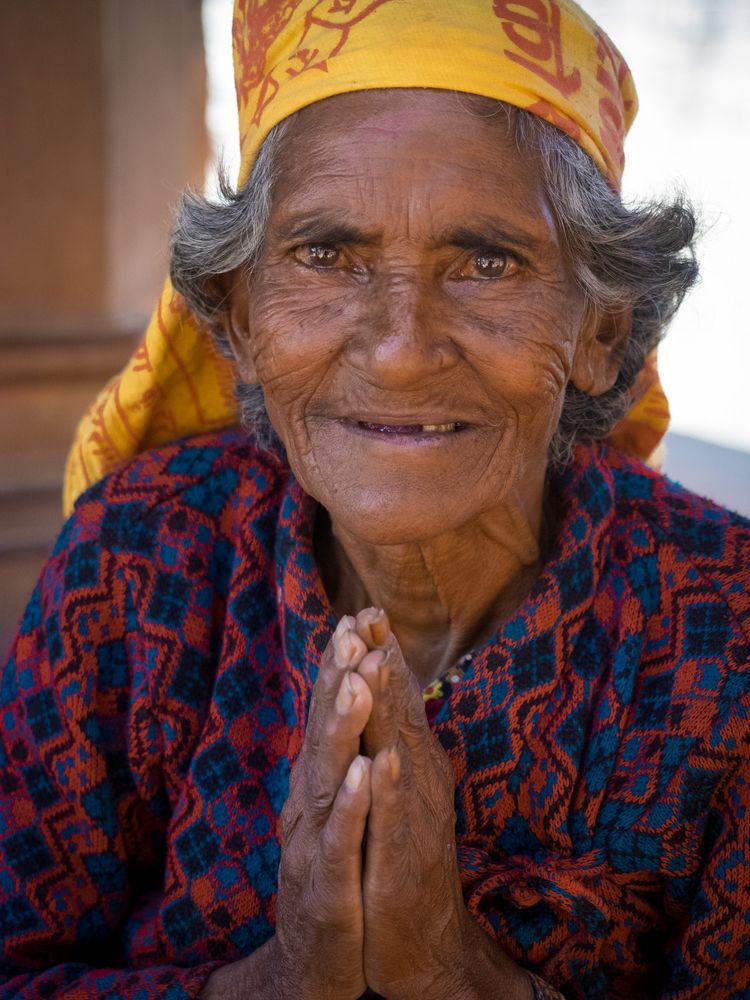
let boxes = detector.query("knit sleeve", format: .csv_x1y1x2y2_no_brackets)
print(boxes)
0,521,218,998
662,760,750,999
457,800,750,1000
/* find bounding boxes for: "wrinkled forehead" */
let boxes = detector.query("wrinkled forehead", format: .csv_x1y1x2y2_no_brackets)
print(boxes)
264,89,559,251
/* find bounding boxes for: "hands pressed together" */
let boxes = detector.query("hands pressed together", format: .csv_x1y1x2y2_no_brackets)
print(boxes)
203,610,532,1000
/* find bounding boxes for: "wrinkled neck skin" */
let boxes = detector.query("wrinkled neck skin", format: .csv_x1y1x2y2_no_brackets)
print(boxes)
318,483,546,688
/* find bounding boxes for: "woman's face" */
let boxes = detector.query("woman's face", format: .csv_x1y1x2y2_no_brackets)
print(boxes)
229,90,612,544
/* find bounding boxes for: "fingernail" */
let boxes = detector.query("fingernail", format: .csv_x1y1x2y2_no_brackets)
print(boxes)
335,615,355,638
370,609,390,647
335,671,356,714
378,661,390,693
345,755,367,791
334,632,356,668
387,746,400,782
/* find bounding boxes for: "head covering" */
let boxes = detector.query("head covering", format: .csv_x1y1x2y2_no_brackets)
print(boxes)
63,0,669,515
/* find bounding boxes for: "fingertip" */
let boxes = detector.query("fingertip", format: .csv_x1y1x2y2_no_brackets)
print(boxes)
334,669,372,717
378,660,390,694
356,649,386,691
369,609,391,647
372,745,399,784
347,668,370,698
355,607,391,649
344,753,371,792
341,754,372,822
324,756,371,858
334,614,356,639
333,628,368,669
369,748,403,835
387,745,401,782
349,671,374,724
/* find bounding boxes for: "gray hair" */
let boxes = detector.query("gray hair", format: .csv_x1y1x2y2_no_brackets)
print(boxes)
170,101,699,466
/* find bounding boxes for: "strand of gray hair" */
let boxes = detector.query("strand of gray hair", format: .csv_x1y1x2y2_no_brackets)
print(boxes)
170,104,698,467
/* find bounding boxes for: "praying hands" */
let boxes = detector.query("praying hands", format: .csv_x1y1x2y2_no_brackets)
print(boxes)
201,609,532,1000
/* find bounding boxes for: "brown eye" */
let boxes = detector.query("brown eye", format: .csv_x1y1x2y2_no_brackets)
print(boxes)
451,248,521,281
299,244,341,268
472,251,514,278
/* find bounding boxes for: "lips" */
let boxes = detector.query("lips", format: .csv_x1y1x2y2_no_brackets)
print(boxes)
355,420,463,434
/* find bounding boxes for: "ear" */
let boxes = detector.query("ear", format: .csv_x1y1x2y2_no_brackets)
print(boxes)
219,267,258,383
570,304,632,396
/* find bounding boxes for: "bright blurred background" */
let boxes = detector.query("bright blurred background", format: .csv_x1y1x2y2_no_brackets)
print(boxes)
588,0,750,455
1,0,748,648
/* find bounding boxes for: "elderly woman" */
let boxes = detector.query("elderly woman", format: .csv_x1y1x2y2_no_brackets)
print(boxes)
3,2,750,998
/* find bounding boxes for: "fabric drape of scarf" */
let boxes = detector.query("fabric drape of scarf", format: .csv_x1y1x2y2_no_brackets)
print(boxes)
62,0,670,515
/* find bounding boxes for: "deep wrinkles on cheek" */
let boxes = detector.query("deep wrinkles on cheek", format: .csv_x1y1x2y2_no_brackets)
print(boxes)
463,323,568,396
464,289,575,396
281,412,330,503
455,286,564,345
530,339,573,394
249,295,347,383
479,415,523,493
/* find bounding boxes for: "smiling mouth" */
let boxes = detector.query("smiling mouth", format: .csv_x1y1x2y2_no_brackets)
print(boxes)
354,420,466,434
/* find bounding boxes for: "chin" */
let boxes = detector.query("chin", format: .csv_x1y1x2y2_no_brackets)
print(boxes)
283,427,527,544
317,483,480,546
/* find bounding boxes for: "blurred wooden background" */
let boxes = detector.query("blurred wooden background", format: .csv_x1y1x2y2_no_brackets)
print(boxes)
1,0,208,651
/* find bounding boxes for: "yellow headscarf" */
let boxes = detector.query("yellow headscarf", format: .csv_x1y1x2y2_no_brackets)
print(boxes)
63,0,669,515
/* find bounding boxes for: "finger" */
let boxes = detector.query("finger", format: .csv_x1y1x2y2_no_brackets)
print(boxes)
326,668,373,745
376,633,435,768
357,613,438,776
305,670,373,820
310,756,371,931
357,650,398,759
332,616,370,668
317,755,371,886
355,607,390,649
365,747,409,874
306,616,369,736
357,614,426,725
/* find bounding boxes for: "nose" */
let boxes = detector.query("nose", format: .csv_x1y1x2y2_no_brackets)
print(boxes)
347,271,459,387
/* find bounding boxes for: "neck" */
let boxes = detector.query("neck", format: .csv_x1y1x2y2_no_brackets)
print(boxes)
316,493,550,688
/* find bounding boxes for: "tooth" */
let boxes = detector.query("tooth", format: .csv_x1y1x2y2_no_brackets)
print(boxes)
421,423,457,433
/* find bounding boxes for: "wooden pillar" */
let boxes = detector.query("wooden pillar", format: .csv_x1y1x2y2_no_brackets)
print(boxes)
0,0,209,649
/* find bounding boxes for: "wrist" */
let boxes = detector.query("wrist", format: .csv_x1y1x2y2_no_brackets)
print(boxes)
452,912,533,1000
455,962,533,1000
199,936,283,1000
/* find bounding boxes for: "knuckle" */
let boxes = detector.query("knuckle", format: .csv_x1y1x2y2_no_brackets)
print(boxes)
317,829,337,866
279,791,307,845
433,745,455,783
319,813,345,858
277,852,300,891
302,881,343,930
307,662,339,716
288,759,304,793
299,723,323,767
278,850,309,902
308,765,335,813
404,694,427,726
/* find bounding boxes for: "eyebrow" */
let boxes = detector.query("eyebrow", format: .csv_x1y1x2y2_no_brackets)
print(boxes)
438,219,547,255
271,214,381,247
271,212,547,254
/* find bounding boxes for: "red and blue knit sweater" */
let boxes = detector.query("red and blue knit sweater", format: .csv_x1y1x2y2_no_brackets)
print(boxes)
2,430,750,999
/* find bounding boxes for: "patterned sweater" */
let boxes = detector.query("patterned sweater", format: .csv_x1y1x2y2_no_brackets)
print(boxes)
2,431,750,999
